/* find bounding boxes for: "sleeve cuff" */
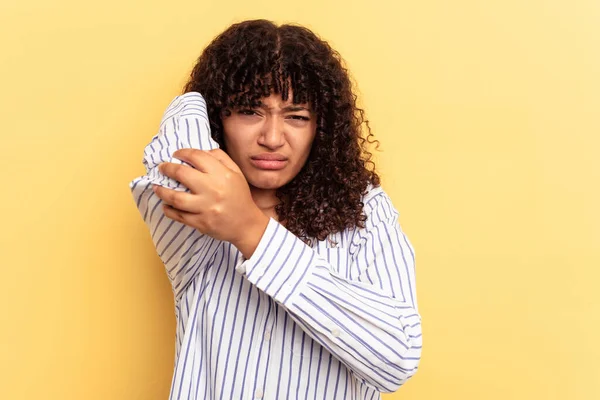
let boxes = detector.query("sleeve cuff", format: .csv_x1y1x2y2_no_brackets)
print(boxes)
235,217,316,306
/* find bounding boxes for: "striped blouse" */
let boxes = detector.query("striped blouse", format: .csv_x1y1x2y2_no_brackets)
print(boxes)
129,92,422,400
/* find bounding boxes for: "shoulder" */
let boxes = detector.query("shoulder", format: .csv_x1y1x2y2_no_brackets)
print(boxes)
362,182,385,204
360,183,401,228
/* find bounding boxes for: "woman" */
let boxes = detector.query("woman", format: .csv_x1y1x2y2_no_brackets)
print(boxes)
130,19,421,400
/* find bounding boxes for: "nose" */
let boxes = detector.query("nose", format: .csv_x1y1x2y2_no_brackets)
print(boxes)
258,115,285,149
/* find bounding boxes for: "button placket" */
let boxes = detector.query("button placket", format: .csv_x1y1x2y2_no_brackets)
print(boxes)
248,296,271,400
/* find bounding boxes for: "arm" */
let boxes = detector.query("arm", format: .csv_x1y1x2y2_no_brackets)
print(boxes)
234,188,422,392
129,92,221,300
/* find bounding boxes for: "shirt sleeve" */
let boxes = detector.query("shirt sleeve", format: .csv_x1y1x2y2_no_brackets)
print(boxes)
234,189,422,392
129,92,221,301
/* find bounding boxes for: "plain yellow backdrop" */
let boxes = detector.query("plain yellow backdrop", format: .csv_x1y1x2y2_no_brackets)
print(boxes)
1,0,598,399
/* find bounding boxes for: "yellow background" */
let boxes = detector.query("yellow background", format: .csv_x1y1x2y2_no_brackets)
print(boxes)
1,0,598,399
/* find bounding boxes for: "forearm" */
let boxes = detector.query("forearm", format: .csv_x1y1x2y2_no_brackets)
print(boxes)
234,218,422,392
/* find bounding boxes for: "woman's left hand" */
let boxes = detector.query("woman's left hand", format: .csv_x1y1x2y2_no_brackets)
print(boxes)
152,148,269,256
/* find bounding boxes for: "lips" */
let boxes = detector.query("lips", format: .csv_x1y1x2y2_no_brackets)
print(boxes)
250,153,288,170
251,153,288,161
250,159,288,170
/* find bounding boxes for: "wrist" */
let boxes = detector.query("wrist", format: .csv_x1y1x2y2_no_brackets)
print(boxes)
231,210,270,260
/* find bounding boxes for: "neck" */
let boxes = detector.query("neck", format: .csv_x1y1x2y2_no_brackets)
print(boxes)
250,186,280,219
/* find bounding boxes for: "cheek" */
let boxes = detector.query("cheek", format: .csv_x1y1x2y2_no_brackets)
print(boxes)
221,121,251,158
222,138,245,165
291,132,317,162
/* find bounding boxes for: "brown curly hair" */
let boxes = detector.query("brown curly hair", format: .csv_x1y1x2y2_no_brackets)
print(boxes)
183,19,380,246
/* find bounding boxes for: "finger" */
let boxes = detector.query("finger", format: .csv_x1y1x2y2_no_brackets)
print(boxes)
162,203,188,224
205,148,242,173
157,162,208,195
153,185,204,213
172,149,226,174
163,204,202,229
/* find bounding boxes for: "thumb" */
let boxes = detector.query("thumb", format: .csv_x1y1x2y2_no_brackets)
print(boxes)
206,149,243,174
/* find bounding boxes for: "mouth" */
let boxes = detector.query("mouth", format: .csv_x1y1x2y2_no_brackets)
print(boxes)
250,159,288,170
250,153,288,170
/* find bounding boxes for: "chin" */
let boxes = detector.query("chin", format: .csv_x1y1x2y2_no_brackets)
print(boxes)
246,171,290,190
248,178,284,190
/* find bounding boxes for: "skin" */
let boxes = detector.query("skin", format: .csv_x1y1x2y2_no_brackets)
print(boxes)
152,92,317,259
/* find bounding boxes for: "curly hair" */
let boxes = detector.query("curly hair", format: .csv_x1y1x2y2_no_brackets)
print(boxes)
183,19,380,246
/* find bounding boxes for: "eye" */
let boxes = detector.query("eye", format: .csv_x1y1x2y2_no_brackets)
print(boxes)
288,115,310,121
238,109,259,116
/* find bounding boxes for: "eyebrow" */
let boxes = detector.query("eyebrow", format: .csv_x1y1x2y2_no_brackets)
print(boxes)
258,104,311,112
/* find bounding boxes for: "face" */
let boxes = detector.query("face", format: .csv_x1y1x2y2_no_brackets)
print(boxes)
221,92,318,191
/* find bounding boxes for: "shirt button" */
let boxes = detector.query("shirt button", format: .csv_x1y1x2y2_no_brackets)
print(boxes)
238,265,247,274
331,328,341,338
255,388,264,398
264,328,271,342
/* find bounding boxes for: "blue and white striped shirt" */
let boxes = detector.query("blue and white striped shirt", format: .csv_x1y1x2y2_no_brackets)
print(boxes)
129,92,422,400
